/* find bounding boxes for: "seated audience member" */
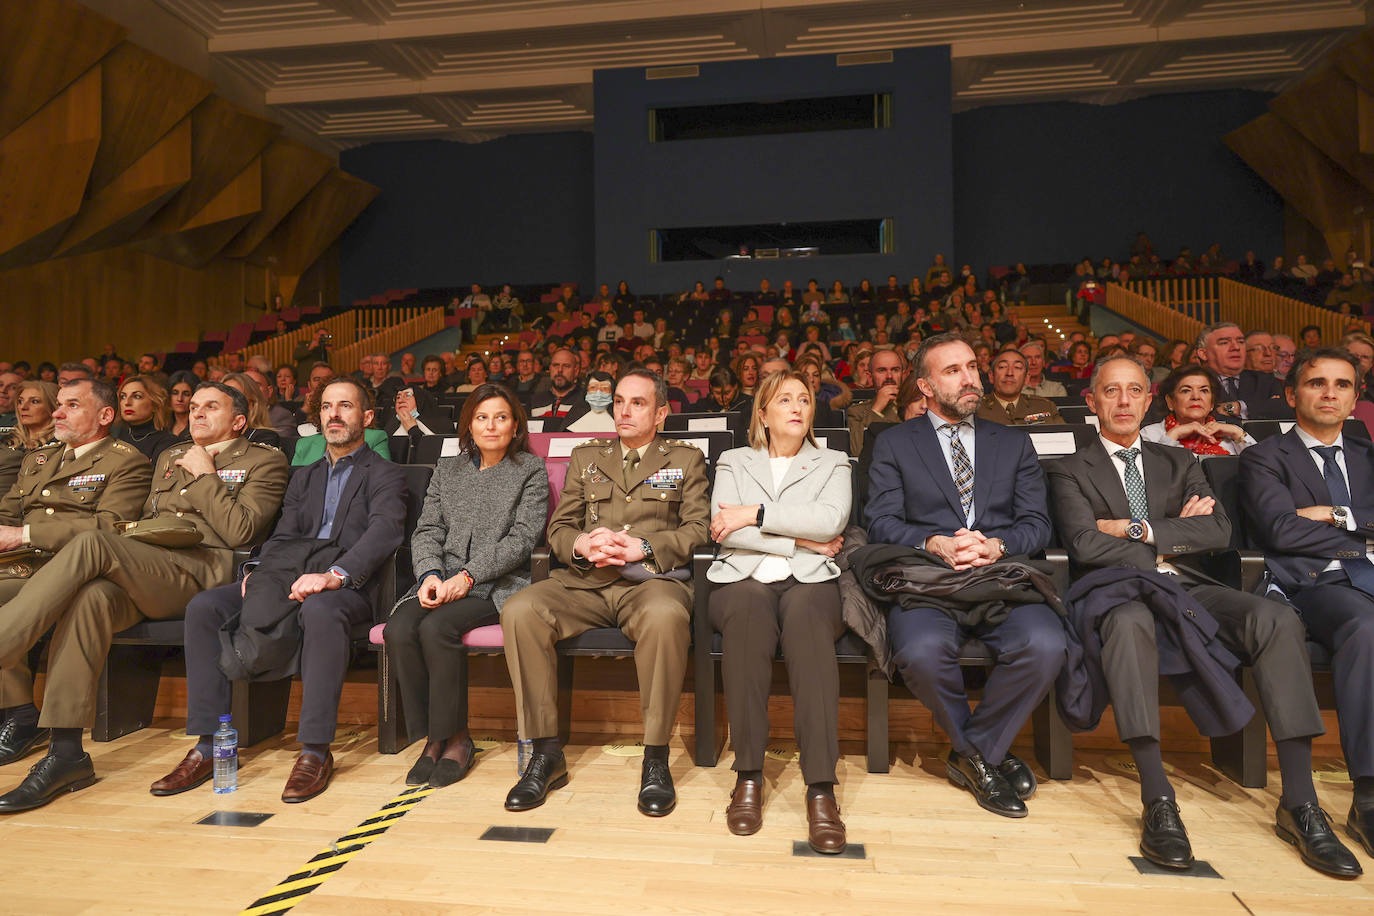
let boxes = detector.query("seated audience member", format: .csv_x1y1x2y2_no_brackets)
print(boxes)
976,349,1064,426
222,373,282,449
651,318,676,352
779,280,800,307
926,255,949,288
455,358,489,394
755,279,779,306
566,371,616,433
709,276,731,303
0,379,152,765
689,350,715,381
896,372,928,420
613,281,635,310
1341,333,1374,433
1245,331,1277,376
115,375,179,461
1019,341,1068,399
1239,348,1374,867
34,363,57,385
863,333,1064,819
417,355,450,396
801,280,825,307
1300,324,1322,349
387,385,547,787
847,348,905,454
877,274,904,305
733,353,762,398
167,371,197,438
363,354,406,420
391,386,456,440
707,371,852,852
663,358,692,411
794,354,846,428
291,379,391,465
1192,322,1289,421
152,378,403,804
1047,356,1344,873
500,370,709,816
3,381,58,455
1128,338,1166,383
693,368,751,415
853,279,875,306
848,349,874,389
1055,340,1094,379
0,382,288,812
56,363,94,387
508,350,546,398
1272,334,1297,381
244,368,296,440
275,365,300,404
293,329,331,382
1141,365,1255,456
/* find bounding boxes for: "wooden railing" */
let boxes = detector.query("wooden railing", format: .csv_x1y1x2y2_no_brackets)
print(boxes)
1106,283,1203,346
1126,277,1221,325
331,308,445,374
236,307,437,369
1216,277,1368,345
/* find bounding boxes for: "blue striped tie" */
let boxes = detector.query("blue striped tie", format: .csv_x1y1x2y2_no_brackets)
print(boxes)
942,422,974,520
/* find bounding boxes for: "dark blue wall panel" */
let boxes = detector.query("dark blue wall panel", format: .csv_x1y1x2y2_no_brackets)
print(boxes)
952,90,1282,271
593,47,953,295
338,133,593,306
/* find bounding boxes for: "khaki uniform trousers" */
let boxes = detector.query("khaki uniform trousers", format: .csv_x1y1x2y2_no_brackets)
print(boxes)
0,580,39,708
0,530,203,728
501,577,691,745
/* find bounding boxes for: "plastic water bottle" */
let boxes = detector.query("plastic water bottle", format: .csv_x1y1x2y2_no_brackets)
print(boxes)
213,714,238,794
516,738,533,776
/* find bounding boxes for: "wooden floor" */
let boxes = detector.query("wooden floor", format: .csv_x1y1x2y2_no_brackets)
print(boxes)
1,723,1371,915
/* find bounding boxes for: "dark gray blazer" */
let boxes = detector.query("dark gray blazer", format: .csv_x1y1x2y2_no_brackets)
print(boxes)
410,449,549,610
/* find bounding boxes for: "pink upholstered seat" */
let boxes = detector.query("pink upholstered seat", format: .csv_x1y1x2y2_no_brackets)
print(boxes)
461,625,505,648
369,623,386,645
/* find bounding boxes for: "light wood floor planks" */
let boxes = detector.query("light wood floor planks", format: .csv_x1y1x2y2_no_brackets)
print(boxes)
0,722,1371,915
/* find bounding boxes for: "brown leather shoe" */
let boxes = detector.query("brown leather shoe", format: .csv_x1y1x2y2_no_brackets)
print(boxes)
725,777,763,836
150,748,213,796
806,793,847,855
281,751,334,804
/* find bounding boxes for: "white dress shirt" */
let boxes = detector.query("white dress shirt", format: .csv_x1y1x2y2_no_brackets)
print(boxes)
751,455,796,583
1292,425,1371,571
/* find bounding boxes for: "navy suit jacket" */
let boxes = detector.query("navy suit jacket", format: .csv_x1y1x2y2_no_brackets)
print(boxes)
864,415,1051,557
1239,428,1374,592
257,444,407,600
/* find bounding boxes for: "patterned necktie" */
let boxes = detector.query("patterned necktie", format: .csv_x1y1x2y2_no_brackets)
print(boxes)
1312,445,1374,596
1114,448,1149,521
941,422,974,520
1221,376,1240,403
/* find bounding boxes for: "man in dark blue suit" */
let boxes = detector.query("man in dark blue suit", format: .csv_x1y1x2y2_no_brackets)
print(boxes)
149,379,406,803
865,332,1065,818
1242,347,1374,861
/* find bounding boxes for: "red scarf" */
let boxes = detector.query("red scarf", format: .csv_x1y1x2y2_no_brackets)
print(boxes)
1164,414,1229,456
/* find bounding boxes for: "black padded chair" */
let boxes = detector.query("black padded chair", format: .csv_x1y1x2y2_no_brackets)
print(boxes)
812,427,850,454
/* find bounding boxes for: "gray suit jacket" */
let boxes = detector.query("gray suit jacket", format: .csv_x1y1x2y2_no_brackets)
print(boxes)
409,450,549,610
707,441,852,583
1045,438,1230,571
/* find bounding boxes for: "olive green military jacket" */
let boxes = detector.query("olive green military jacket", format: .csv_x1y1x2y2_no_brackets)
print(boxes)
0,437,152,551
548,436,710,589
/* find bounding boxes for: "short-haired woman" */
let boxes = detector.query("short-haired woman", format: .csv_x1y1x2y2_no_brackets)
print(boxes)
1142,364,1255,455
385,383,548,787
707,370,853,853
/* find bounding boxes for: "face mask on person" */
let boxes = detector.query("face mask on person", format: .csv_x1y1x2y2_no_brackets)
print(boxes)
585,391,612,412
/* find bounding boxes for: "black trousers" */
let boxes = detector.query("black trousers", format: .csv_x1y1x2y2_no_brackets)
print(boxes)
1101,583,1323,744
708,577,844,785
184,581,371,745
385,594,499,745
1289,580,1374,778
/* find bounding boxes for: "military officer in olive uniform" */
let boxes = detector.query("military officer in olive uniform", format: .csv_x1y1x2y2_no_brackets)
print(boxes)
976,348,1065,426
0,381,288,812
502,368,710,817
0,379,152,765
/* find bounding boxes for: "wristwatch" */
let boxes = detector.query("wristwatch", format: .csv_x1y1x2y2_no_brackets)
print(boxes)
327,566,351,588
755,505,765,527
1332,506,1350,528
1126,519,1146,542
640,538,654,559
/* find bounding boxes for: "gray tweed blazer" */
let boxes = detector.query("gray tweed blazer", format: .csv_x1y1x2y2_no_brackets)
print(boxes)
409,449,549,611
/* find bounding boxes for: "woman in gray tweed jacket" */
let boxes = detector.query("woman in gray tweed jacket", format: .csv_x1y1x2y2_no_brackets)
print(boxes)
386,383,549,787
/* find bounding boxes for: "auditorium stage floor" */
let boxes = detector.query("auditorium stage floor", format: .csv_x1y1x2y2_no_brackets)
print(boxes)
1,722,1370,915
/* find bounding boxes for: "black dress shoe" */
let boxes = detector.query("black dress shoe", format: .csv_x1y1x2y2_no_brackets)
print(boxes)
405,753,436,786
0,719,49,767
638,756,676,817
997,753,1037,801
504,751,568,812
0,753,96,813
946,749,1027,818
1139,796,1194,870
1347,804,1374,857
1275,801,1363,878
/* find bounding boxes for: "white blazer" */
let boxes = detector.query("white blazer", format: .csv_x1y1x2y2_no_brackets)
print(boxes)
707,441,852,583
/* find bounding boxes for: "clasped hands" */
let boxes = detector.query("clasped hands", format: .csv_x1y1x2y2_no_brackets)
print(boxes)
1169,419,1244,445
1096,494,1214,539
924,528,1002,570
574,527,647,567
417,572,471,608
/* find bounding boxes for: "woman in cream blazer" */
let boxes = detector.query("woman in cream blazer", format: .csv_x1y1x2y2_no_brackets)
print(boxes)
707,369,852,854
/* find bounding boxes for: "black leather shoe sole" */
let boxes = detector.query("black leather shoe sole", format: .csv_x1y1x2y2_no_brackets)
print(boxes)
1347,822,1374,858
504,772,568,812
946,762,1027,819
0,729,49,767
1275,824,1363,879
638,793,676,817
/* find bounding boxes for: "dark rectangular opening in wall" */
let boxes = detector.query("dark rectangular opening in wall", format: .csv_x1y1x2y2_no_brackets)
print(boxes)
651,218,892,262
650,94,889,141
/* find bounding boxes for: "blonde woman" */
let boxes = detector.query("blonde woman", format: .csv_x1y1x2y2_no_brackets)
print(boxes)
222,372,282,448
3,381,58,452
707,369,852,854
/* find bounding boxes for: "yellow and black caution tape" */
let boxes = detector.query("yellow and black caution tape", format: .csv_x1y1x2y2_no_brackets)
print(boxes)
239,785,434,916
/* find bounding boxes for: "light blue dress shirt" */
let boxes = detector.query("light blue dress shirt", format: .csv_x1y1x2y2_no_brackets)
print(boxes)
928,409,976,526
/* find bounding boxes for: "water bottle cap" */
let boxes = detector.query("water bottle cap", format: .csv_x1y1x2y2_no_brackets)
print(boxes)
219,714,232,723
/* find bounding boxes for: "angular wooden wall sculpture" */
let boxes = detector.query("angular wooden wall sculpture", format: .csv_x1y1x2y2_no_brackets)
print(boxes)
0,0,377,360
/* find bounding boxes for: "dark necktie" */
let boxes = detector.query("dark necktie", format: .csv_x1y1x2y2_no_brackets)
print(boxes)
625,449,640,479
941,422,974,520
1221,376,1240,403
1312,445,1374,596
1113,448,1149,521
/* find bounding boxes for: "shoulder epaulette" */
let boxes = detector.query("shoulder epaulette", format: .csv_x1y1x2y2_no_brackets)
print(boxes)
108,440,137,454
